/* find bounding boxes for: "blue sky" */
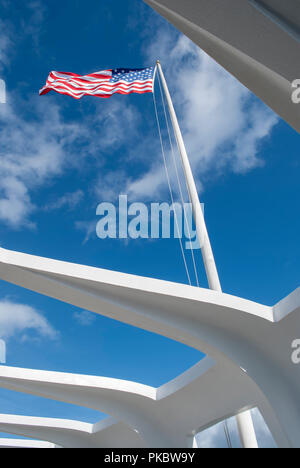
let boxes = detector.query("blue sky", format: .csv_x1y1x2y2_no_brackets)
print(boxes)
0,0,298,447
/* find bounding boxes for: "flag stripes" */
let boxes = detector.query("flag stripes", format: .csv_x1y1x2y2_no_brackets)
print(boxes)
40,68,155,99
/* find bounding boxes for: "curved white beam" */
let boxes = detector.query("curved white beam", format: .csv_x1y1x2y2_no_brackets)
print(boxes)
0,438,57,448
0,247,298,446
0,415,143,448
0,357,287,447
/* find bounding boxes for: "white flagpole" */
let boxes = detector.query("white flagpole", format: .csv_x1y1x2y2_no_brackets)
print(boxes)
156,61,221,291
156,61,258,449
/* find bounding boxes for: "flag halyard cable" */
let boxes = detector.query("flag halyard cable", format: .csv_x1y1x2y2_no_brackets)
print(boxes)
156,70,200,288
153,86,192,287
156,61,222,292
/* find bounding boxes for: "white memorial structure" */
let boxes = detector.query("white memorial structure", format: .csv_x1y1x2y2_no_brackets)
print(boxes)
0,1,299,448
0,247,299,447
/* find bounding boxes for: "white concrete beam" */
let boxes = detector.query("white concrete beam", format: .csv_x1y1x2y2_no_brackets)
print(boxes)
0,438,56,448
0,247,298,446
0,357,288,447
0,415,143,448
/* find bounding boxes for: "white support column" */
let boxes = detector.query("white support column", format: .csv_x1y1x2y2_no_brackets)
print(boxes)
193,435,199,448
237,410,259,449
156,61,258,449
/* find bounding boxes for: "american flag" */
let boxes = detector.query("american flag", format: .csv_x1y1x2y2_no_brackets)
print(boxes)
39,67,156,99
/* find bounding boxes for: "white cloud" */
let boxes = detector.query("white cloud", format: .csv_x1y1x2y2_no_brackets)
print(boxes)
0,88,140,230
0,12,279,237
0,24,10,73
73,310,96,327
0,1,46,58
126,29,278,200
75,220,97,244
0,300,58,341
251,407,277,448
196,420,229,448
0,98,85,228
94,170,129,202
0,7,141,231
45,190,84,212
92,99,140,153
22,1,46,49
